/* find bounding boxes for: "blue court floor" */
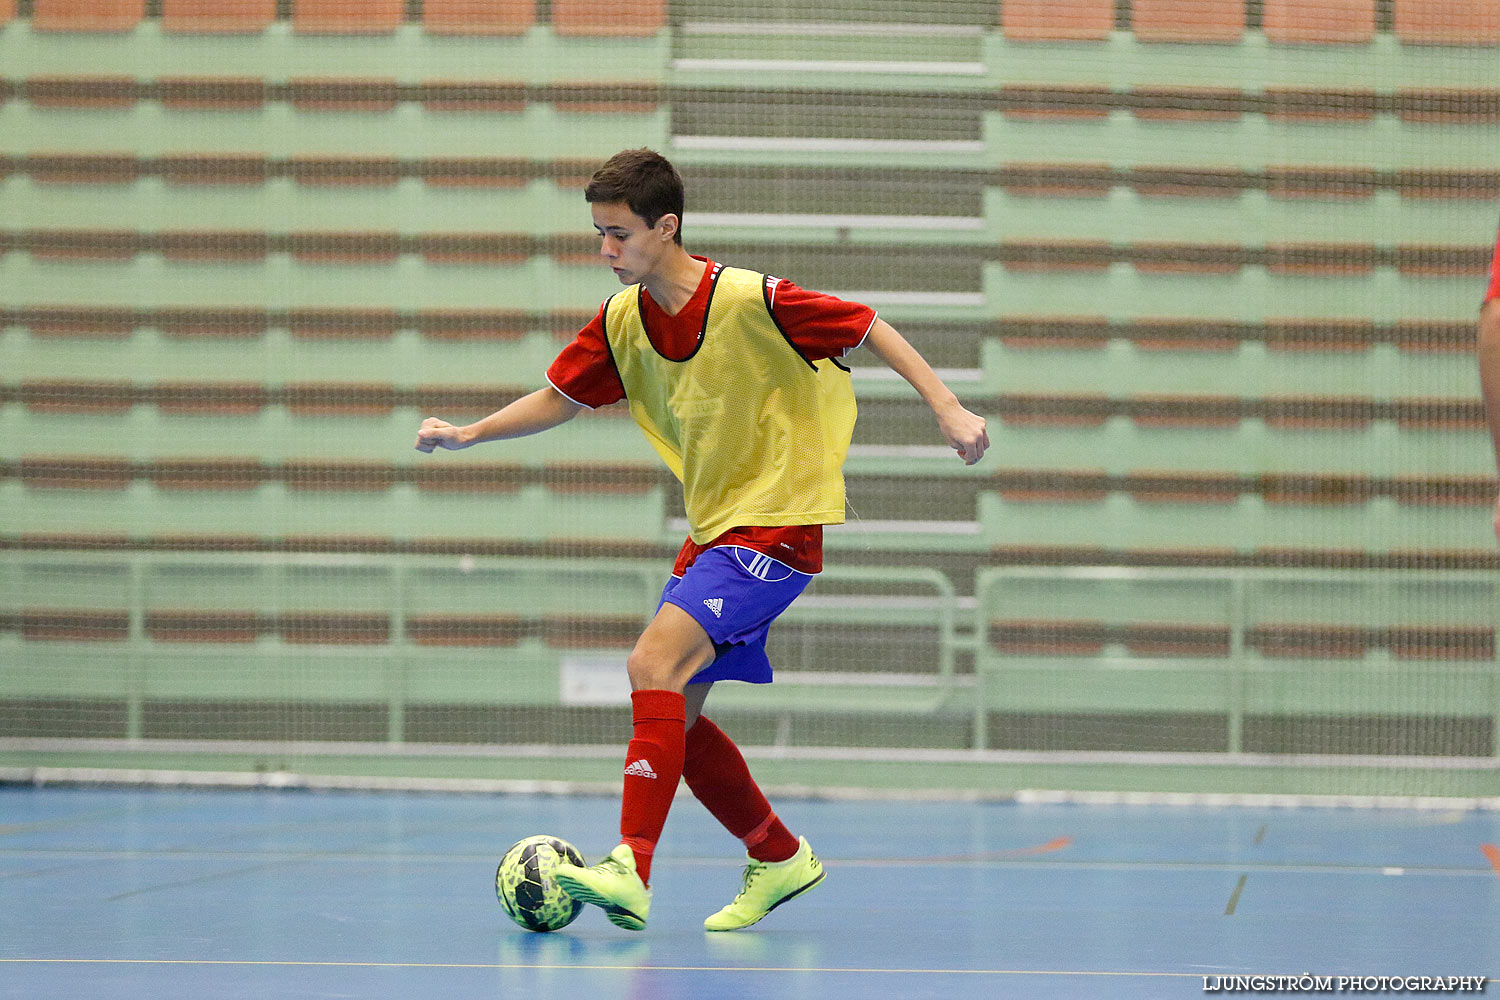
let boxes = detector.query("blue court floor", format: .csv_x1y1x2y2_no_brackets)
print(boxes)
1,785,1496,999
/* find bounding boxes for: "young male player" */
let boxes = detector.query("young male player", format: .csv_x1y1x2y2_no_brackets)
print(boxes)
415,148,989,931
1479,217,1500,542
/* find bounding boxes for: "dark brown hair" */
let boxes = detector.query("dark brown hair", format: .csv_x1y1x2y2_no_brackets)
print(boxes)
585,148,685,245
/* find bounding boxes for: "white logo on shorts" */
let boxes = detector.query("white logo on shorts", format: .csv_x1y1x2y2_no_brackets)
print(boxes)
703,598,724,618
732,548,794,582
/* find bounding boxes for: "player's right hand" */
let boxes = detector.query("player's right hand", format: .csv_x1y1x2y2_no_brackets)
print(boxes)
415,417,466,453
938,403,990,466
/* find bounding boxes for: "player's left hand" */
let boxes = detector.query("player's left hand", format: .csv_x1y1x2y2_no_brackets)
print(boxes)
939,404,989,466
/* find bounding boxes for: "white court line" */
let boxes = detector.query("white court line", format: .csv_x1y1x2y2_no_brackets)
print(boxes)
0,848,1484,877
673,57,986,76
693,211,985,231
0,958,1208,980
6,761,1499,808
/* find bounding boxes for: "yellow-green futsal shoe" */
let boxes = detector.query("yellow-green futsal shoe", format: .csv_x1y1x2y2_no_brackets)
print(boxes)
704,836,825,931
552,843,651,931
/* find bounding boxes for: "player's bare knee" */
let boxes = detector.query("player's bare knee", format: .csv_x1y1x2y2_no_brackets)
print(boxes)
626,649,676,692
627,647,708,693
624,655,660,691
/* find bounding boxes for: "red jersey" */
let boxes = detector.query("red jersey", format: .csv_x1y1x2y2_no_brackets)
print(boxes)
547,257,876,573
1487,220,1500,303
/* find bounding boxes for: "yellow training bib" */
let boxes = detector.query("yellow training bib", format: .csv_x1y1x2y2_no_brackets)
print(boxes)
602,265,858,544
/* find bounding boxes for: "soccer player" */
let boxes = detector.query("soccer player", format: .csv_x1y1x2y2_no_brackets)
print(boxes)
1479,216,1500,542
415,148,989,931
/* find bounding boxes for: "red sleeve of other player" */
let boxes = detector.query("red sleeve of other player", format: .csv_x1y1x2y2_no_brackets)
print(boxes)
766,277,878,362
1487,221,1500,303
545,305,625,410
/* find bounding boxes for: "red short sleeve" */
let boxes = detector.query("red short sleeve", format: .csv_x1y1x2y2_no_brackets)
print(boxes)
1487,221,1500,303
545,306,625,409
766,277,877,362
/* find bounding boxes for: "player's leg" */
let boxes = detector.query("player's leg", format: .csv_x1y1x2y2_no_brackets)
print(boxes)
657,550,824,930
684,710,825,930
683,711,797,860
683,678,712,729
552,603,713,930
619,602,714,880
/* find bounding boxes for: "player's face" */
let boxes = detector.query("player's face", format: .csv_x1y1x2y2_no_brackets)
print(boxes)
591,201,676,285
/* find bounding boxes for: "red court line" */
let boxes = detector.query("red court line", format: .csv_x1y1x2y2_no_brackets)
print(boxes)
1002,836,1074,858
1482,843,1500,879
917,835,1074,864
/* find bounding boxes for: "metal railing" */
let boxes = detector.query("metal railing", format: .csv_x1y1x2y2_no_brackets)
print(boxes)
974,566,1500,756
5,551,1498,757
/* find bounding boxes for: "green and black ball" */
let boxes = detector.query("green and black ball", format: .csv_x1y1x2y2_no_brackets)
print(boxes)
495,835,586,932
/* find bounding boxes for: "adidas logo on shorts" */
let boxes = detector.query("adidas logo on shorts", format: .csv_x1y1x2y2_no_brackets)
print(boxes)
624,759,658,779
703,598,724,618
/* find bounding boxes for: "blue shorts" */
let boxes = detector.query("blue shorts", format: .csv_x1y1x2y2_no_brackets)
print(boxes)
658,546,812,686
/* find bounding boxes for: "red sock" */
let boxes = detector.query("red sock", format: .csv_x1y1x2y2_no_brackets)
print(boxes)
618,689,686,886
683,716,800,863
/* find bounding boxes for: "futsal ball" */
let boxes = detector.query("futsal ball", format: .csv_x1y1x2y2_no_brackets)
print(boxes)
495,835,586,932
